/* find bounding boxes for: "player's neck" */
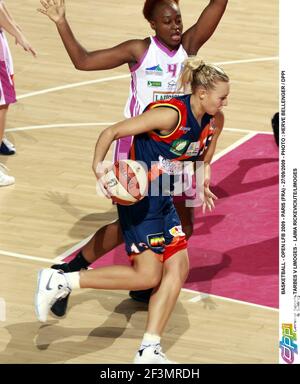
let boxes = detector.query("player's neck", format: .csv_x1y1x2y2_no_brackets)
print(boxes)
153,35,179,52
190,94,205,123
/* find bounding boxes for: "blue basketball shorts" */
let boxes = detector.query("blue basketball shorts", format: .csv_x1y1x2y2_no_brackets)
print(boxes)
117,195,187,263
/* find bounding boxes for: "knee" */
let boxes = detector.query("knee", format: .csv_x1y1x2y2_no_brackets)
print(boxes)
173,265,189,285
135,267,162,289
140,273,162,289
164,257,189,285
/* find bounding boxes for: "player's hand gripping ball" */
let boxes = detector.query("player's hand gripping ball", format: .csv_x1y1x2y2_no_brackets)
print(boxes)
100,160,148,205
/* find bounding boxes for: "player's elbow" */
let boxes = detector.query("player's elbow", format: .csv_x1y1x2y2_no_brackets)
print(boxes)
73,59,88,71
73,52,91,71
102,126,118,146
74,61,84,70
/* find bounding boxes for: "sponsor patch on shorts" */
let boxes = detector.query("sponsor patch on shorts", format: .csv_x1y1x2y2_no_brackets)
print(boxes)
169,225,184,237
147,233,165,248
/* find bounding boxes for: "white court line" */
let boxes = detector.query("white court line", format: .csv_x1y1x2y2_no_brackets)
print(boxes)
225,127,273,135
0,250,54,264
215,56,278,66
53,234,95,263
17,56,278,100
6,122,117,133
212,132,256,160
17,74,130,100
183,288,278,312
6,122,272,135
212,132,257,162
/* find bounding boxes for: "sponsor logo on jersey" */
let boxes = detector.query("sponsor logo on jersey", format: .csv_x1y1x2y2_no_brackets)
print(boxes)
153,91,184,101
158,155,183,175
145,64,163,76
179,126,191,133
170,139,189,155
167,80,177,91
169,225,184,237
185,141,200,157
147,233,165,248
147,81,162,87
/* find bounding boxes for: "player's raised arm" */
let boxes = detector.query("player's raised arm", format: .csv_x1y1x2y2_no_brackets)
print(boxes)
182,0,228,55
37,0,145,70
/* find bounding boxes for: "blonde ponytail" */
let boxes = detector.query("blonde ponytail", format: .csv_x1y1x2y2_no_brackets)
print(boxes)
179,56,229,92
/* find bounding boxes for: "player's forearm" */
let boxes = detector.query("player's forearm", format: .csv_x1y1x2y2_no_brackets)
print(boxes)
56,18,89,70
183,0,228,54
204,162,211,183
0,7,21,38
199,0,228,31
93,128,115,177
1,1,13,22
207,0,228,11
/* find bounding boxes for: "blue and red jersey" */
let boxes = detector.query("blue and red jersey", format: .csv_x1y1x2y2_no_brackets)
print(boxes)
130,94,216,177
118,95,217,259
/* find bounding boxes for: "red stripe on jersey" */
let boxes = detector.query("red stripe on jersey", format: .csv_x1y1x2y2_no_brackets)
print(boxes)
146,98,188,144
197,121,215,158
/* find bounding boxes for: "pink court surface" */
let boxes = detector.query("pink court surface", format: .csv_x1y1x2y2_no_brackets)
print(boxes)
65,133,279,309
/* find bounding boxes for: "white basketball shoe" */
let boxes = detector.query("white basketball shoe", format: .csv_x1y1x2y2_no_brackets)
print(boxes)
134,344,176,364
0,163,15,187
35,268,71,322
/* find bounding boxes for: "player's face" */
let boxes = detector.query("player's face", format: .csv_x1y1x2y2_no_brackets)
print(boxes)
201,81,230,115
149,2,183,50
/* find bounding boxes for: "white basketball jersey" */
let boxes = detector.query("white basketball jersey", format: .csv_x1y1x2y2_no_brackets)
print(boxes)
124,36,188,118
0,30,14,75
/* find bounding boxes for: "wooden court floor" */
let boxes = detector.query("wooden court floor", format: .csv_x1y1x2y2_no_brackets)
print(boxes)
0,0,278,363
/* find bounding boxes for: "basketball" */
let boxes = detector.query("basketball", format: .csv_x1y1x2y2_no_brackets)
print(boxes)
101,160,148,205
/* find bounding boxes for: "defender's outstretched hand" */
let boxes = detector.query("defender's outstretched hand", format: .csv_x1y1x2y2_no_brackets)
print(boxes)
37,0,66,24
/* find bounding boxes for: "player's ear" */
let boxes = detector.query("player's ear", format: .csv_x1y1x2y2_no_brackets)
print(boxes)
197,87,207,100
149,20,156,31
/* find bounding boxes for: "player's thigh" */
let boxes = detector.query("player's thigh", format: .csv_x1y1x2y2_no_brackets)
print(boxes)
132,249,164,287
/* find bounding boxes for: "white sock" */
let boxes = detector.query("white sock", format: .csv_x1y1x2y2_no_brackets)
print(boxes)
64,271,80,289
140,333,161,349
